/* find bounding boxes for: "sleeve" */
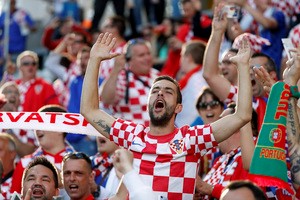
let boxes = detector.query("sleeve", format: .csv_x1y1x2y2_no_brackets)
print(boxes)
10,161,25,194
190,125,218,155
110,119,139,148
41,27,62,50
123,170,156,200
224,85,238,104
44,52,69,82
24,13,35,28
211,184,223,199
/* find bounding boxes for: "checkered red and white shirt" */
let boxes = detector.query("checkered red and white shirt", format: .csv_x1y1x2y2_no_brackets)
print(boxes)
103,69,159,126
110,119,218,200
0,128,38,146
1,171,13,199
202,147,248,199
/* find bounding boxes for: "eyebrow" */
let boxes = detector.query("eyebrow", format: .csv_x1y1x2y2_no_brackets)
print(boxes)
152,86,175,92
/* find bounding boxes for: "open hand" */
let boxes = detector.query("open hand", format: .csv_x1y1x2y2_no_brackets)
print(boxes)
90,32,121,60
230,36,251,65
253,66,275,94
283,47,300,86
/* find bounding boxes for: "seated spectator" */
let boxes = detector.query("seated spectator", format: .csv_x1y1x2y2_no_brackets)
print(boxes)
220,180,267,200
21,156,60,200
10,104,75,196
62,152,95,200
14,51,60,112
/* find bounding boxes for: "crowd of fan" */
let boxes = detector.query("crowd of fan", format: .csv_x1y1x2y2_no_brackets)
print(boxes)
0,0,300,199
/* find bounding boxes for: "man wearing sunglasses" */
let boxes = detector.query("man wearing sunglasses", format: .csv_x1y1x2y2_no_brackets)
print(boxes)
81,31,252,200
14,50,60,112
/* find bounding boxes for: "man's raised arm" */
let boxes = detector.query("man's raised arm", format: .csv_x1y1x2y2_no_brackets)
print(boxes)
203,3,232,101
211,37,252,142
80,33,120,139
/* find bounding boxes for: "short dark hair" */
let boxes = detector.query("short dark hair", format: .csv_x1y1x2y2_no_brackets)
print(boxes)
110,15,126,36
223,180,267,200
251,52,276,73
152,75,182,104
62,152,92,172
23,156,59,188
182,40,206,65
195,87,224,110
225,102,258,136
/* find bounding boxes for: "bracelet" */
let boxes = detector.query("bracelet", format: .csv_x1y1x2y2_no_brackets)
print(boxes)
290,85,300,99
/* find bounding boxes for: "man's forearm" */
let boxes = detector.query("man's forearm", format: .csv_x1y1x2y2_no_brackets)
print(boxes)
100,67,121,104
81,58,102,114
287,97,300,187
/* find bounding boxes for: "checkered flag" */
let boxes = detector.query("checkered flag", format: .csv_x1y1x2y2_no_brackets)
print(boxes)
232,33,270,53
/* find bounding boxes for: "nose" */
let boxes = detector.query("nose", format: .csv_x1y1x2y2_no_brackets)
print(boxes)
70,172,76,181
158,90,163,96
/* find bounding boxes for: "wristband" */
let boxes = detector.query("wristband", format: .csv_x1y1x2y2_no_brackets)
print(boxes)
290,85,300,99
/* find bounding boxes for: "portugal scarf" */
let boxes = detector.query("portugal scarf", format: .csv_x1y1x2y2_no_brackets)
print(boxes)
248,81,294,194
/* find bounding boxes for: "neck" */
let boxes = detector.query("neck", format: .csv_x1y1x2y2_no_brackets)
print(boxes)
22,77,35,82
149,123,176,136
114,36,126,47
44,142,66,155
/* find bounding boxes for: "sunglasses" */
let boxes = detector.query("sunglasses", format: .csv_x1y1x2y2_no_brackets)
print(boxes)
21,61,37,66
198,100,220,110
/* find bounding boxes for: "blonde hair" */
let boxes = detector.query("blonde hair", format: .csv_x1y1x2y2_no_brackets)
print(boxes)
16,50,39,68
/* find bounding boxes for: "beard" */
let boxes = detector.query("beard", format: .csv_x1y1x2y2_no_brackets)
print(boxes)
149,104,174,127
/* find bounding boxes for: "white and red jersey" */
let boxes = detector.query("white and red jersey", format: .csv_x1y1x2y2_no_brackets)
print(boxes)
110,119,218,200
102,69,159,126
15,78,60,112
1,171,13,199
203,148,248,199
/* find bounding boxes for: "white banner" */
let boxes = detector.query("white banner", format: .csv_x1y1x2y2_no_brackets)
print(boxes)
0,112,101,136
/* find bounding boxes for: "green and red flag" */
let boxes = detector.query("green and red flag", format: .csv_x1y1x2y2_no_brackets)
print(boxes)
248,81,294,194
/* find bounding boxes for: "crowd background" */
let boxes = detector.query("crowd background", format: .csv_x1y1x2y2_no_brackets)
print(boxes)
0,0,300,199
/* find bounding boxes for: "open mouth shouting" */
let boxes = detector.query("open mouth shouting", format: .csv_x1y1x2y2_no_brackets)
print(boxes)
31,185,45,198
68,184,80,193
154,99,165,112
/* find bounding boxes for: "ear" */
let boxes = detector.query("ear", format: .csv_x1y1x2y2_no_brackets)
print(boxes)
269,71,277,81
55,188,60,196
175,103,183,114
